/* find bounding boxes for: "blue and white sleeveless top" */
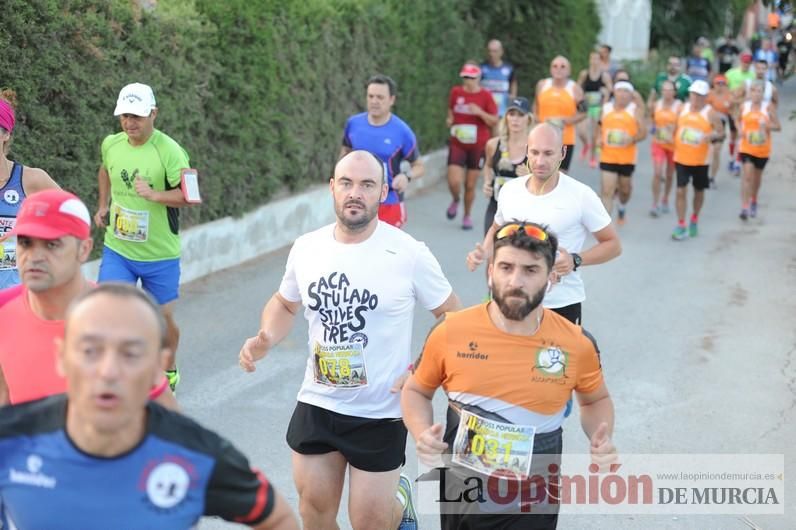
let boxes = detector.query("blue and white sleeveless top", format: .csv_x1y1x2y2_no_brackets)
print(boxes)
0,163,25,289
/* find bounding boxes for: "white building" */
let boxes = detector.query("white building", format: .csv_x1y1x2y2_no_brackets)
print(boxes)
596,0,652,60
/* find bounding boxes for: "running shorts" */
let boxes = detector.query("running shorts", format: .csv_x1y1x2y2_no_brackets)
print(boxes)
599,162,635,177
651,143,675,166
739,153,768,170
675,163,710,190
378,202,407,228
98,246,180,305
448,141,486,170
286,401,407,472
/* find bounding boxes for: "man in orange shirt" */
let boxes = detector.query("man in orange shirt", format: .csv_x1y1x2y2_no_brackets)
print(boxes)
534,56,587,171
671,81,725,241
0,189,174,408
403,222,616,529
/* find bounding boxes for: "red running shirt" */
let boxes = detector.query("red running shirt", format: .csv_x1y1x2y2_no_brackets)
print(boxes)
448,85,498,149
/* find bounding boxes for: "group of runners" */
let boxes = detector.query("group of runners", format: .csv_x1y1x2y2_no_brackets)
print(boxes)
0,33,786,530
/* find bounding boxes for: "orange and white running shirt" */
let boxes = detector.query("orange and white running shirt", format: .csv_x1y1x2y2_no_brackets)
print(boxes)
673,102,713,166
413,303,603,433
739,101,772,158
536,78,578,145
600,102,639,164
653,100,682,151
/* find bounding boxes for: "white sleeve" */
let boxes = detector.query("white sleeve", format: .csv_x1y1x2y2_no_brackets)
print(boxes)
277,242,302,303
412,243,453,311
580,186,612,233
494,190,507,226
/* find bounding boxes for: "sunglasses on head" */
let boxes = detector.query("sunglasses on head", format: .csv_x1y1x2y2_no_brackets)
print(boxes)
496,223,549,242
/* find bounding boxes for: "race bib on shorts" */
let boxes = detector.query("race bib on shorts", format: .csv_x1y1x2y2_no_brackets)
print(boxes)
679,127,704,146
312,342,368,388
746,130,767,145
451,124,478,144
0,216,16,271
605,129,628,147
585,91,602,107
113,205,150,242
655,126,674,143
452,408,536,479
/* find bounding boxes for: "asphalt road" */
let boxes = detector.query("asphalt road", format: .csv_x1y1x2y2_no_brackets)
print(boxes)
181,80,796,530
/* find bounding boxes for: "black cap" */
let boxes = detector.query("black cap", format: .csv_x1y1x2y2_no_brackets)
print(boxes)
506,97,530,114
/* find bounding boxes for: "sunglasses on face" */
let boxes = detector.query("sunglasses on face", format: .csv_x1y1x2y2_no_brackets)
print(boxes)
495,223,549,242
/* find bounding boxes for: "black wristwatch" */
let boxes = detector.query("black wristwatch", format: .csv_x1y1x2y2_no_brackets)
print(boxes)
571,253,582,271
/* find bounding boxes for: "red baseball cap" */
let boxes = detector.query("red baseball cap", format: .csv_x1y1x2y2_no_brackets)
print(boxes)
740,52,753,63
459,64,481,78
714,74,727,84
10,189,91,240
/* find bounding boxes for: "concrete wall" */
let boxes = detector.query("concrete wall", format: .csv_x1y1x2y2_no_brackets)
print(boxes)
82,149,448,283
596,0,652,61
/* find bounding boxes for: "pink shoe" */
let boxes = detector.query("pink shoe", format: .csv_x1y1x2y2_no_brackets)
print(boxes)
462,215,473,230
446,200,458,220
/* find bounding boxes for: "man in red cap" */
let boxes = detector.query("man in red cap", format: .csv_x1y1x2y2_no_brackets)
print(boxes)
0,189,174,408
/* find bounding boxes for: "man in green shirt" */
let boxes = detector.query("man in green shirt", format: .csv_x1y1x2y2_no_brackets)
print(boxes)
94,83,194,391
726,52,756,91
647,56,691,113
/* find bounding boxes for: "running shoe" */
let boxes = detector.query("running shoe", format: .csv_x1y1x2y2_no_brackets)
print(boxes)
617,208,626,225
689,221,698,238
462,215,473,230
166,369,181,392
709,177,717,189
580,143,590,160
732,162,741,177
397,474,418,530
739,209,749,221
649,206,660,218
672,226,688,241
588,157,598,169
750,202,758,218
727,160,734,172
660,202,670,214
446,200,458,220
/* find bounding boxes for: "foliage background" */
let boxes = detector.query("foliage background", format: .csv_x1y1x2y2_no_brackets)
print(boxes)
1,0,600,234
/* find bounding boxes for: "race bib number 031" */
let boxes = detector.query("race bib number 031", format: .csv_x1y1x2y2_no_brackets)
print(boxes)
113,205,149,242
452,409,536,478
312,342,368,388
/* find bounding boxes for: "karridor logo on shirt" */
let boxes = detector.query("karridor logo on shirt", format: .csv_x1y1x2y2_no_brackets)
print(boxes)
456,340,489,360
8,454,57,489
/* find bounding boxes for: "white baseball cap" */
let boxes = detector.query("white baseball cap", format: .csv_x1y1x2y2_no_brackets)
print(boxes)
113,83,156,117
689,80,710,96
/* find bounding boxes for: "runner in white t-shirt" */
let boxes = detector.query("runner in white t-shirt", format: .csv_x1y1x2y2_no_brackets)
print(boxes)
466,122,621,325
238,150,459,530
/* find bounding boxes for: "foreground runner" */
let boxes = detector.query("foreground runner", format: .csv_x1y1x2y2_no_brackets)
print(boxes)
595,81,646,223
649,80,682,217
736,81,781,220
482,97,532,233
0,189,175,409
534,56,586,172
0,89,59,289
467,123,620,326
239,150,460,530
480,40,517,117
671,81,725,241
95,83,195,391
340,74,423,228
404,222,616,529
0,283,298,530
576,50,612,168
446,63,499,229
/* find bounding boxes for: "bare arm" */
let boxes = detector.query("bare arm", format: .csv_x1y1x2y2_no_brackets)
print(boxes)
22,167,59,194
510,78,518,98
633,108,648,142
95,165,111,228
532,80,543,116
251,491,300,530
576,69,587,85
446,109,454,128
401,376,437,440
0,365,8,406
134,178,190,208
577,383,615,441
771,85,779,106
339,145,352,160
408,158,425,180
431,292,461,319
581,224,621,266
239,293,301,371
602,72,613,98
767,104,781,131
568,84,587,125
482,137,499,196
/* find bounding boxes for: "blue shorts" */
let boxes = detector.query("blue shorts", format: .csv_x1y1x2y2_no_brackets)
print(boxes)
98,246,180,305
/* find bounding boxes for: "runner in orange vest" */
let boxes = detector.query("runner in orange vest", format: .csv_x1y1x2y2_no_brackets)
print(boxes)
649,80,682,217
595,81,646,224
671,80,725,241
534,56,586,171
735,81,781,220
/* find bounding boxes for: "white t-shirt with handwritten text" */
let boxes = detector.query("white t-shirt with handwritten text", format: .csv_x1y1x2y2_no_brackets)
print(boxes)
279,222,452,419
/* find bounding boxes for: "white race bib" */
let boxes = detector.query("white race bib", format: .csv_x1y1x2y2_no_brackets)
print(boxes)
451,124,478,144
312,342,368,388
112,205,149,242
679,127,704,146
0,216,16,271
452,408,536,478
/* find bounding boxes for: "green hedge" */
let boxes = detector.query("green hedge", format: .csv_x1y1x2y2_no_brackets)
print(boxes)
2,0,600,238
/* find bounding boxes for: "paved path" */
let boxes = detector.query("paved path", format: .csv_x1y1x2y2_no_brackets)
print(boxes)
186,80,796,529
